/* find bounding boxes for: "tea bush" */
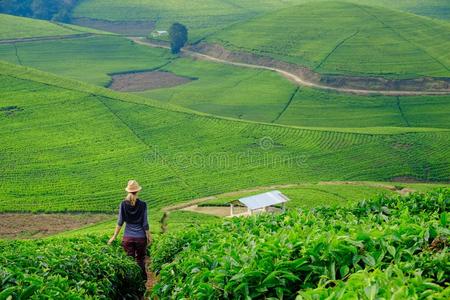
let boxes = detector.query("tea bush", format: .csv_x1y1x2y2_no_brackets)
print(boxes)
151,190,449,299
0,236,145,299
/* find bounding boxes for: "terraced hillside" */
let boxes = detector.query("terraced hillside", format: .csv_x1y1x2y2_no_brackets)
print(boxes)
72,0,450,41
0,13,106,40
1,31,449,128
0,61,449,213
208,1,450,79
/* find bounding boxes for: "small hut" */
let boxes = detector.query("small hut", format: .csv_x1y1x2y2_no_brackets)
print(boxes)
151,30,168,37
230,190,289,217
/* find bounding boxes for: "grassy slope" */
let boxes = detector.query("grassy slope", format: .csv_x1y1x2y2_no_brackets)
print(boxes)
0,62,449,213
208,1,450,78
0,35,171,86
1,34,447,128
278,88,450,128
72,1,450,41
139,57,296,123
0,13,107,40
72,0,306,41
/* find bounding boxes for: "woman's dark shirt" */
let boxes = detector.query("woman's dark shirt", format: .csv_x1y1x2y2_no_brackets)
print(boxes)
117,199,149,238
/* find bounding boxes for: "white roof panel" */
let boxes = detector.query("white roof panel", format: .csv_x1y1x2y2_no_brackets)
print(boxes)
238,190,289,210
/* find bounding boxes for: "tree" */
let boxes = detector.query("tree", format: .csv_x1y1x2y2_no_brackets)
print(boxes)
169,23,188,54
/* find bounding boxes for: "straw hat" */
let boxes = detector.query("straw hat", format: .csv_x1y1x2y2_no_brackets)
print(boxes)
125,180,142,193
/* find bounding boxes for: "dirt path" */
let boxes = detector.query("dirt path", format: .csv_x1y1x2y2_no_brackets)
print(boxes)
129,37,450,96
145,257,157,297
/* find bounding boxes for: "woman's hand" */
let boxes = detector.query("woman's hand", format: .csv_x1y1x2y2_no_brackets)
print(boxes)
147,234,152,247
108,236,116,245
108,225,122,245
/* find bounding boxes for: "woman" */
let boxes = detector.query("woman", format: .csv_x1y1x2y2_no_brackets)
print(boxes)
108,180,151,279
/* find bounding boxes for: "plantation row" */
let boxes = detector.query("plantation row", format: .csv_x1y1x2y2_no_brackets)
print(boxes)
0,236,145,298
0,63,449,213
150,189,450,299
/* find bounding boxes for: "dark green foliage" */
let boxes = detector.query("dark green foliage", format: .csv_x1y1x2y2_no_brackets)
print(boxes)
0,0,78,22
169,23,188,54
0,236,145,298
151,190,450,299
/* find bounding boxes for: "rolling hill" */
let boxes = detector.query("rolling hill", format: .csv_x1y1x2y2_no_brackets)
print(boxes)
208,1,450,79
0,35,172,85
0,24,448,129
0,13,107,40
71,0,450,41
0,61,449,214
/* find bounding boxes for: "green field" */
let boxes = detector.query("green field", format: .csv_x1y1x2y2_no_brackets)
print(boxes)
139,57,296,123
209,1,450,78
0,2,449,297
1,34,448,129
0,35,171,85
0,13,106,40
72,0,450,41
72,0,307,41
1,61,449,214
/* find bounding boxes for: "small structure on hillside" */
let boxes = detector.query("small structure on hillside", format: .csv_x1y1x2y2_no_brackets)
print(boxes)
151,30,168,37
230,190,289,217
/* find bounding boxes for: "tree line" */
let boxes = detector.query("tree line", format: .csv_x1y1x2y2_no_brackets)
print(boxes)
0,0,79,22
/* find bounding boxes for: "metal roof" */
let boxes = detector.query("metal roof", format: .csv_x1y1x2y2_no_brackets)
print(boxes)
238,190,289,210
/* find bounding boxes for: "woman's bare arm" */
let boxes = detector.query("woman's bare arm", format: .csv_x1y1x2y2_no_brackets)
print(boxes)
108,225,122,245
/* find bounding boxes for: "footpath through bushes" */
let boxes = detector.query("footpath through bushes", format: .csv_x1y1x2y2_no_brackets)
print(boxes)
150,189,449,299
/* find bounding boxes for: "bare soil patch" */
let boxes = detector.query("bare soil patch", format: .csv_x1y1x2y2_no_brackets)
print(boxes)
0,213,113,239
188,43,450,94
108,71,195,92
72,18,155,36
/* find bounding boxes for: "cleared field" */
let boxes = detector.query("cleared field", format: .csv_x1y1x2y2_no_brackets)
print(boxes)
0,13,106,40
209,2,450,79
0,62,449,213
0,213,113,239
72,1,450,41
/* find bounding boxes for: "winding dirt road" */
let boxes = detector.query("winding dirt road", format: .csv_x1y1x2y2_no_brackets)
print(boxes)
130,37,450,96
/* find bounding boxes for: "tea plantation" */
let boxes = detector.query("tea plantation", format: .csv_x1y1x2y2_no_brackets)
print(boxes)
1,35,449,128
1,61,449,214
0,35,172,85
73,0,450,41
0,236,145,298
150,190,450,298
0,1,449,298
209,1,450,78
